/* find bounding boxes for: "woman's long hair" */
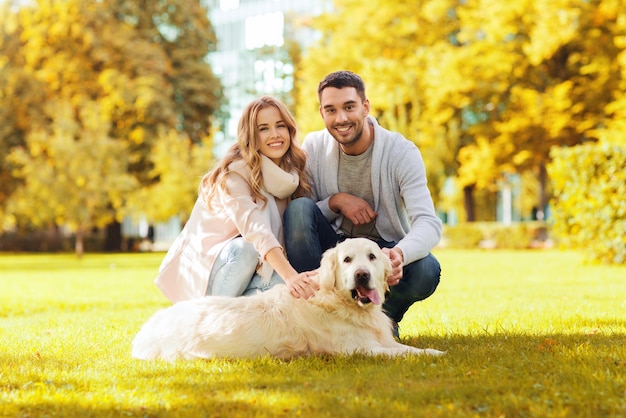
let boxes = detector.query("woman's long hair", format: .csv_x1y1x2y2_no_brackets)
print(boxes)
199,96,310,208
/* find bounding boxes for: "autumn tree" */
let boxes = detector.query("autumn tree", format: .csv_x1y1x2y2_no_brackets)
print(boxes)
7,101,138,257
296,0,626,223
546,6,626,264
0,0,222,253
452,0,624,220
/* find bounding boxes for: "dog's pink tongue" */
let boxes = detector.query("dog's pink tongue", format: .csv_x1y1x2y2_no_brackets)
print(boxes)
363,288,381,305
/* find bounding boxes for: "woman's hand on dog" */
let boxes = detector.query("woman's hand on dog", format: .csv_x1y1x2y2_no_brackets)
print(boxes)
287,271,319,299
265,248,319,299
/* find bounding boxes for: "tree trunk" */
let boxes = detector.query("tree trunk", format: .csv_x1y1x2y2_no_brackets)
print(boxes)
463,185,476,222
104,220,122,252
537,163,548,221
75,228,84,258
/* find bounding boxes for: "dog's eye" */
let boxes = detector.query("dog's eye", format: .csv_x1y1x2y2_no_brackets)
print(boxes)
343,256,352,263
369,253,376,261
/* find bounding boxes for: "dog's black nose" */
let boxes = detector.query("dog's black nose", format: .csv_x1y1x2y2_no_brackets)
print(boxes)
355,269,370,286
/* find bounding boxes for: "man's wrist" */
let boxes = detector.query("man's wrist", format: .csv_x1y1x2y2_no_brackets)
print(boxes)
329,193,341,213
394,247,404,264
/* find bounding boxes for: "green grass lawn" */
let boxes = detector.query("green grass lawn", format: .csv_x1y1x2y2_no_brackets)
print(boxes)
1,249,624,417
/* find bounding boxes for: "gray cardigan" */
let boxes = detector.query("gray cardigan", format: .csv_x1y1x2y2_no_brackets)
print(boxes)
303,116,442,264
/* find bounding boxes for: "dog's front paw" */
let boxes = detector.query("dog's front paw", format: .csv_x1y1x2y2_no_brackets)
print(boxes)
423,348,446,356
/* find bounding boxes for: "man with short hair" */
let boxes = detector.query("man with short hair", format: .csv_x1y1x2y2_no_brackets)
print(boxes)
284,70,442,337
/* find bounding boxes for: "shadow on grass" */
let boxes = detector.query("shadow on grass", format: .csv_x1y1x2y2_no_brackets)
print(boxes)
3,329,625,417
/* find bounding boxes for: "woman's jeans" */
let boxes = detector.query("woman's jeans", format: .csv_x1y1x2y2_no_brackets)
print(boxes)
206,237,285,297
284,197,441,323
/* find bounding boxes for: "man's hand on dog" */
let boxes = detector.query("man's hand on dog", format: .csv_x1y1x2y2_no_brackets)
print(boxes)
382,247,403,286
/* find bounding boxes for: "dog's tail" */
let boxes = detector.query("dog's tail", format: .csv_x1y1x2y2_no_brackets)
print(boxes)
131,310,171,360
131,325,159,360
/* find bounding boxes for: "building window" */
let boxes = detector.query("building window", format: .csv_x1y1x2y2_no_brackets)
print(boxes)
219,0,239,10
245,12,284,50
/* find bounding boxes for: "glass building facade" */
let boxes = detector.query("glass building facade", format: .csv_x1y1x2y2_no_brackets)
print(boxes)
206,0,332,155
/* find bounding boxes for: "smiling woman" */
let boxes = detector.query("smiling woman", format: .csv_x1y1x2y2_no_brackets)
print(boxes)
256,106,291,165
152,96,318,306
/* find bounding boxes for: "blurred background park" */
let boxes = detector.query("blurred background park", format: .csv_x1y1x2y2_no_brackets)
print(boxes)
0,0,624,265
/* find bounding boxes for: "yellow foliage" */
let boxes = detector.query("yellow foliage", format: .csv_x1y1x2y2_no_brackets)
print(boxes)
295,0,626,220
124,130,214,222
549,143,626,264
1,0,221,233
457,136,499,189
7,100,138,231
523,4,580,65
129,128,145,145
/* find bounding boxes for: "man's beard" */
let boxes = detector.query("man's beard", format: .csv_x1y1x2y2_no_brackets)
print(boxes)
333,124,364,147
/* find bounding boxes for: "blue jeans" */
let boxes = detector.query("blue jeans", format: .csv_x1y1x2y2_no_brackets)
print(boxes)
206,237,285,297
284,197,441,323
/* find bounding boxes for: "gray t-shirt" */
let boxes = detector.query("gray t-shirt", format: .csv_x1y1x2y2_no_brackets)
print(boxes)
337,143,382,240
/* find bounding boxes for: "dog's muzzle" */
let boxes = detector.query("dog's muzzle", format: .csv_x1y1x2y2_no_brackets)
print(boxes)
351,269,381,305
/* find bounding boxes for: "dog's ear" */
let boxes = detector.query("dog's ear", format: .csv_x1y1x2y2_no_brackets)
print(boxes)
318,246,338,291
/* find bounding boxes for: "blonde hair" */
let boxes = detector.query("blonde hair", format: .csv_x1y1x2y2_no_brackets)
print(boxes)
200,96,310,208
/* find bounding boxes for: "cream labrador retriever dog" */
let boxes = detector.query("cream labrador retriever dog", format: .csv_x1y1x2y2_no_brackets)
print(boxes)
132,238,444,360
